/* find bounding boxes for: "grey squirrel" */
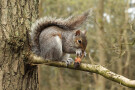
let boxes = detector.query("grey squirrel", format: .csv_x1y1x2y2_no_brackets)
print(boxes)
30,11,89,65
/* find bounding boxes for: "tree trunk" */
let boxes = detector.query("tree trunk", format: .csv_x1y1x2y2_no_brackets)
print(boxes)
0,0,39,90
96,0,106,90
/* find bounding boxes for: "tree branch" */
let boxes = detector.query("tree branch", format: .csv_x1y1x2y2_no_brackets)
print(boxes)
28,53,135,88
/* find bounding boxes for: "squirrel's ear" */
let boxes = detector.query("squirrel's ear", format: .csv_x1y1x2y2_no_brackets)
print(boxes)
67,10,89,29
82,30,87,35
75,30,81,36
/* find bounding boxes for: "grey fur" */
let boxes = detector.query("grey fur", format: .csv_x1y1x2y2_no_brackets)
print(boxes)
30,11,89,63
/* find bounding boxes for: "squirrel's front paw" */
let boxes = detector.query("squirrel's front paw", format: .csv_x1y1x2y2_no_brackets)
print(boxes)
76,49,82,57
62,58,74,66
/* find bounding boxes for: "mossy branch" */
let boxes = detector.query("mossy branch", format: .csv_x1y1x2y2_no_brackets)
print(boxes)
28,53,135,88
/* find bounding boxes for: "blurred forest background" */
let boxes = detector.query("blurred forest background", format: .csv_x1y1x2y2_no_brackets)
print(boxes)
38,0,135,90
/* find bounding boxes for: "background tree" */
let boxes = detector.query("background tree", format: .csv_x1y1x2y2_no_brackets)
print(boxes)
39,0,135,90
96,0,106,90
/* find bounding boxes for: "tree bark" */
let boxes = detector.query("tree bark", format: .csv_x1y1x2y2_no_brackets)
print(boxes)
0,0,39,90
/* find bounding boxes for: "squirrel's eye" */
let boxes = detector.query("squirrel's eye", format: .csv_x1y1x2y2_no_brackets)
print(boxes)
78,40,82,44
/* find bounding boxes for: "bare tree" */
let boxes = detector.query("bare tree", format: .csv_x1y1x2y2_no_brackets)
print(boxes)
95,0,106,90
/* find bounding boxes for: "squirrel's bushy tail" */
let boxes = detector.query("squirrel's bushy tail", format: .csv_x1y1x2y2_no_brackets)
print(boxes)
30,11,89,55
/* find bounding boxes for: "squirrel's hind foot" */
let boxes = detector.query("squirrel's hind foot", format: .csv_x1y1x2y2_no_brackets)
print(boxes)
62,58,74,66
